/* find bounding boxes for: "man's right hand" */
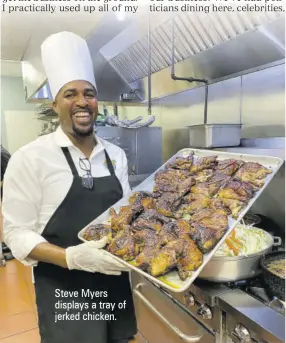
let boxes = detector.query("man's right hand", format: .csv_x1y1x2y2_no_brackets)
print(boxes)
65,237,131,275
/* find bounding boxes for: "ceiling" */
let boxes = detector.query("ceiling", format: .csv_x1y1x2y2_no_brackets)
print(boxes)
1,11,104,66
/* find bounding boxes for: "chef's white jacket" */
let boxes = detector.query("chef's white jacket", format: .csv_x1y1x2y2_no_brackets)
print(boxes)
2,126,131,266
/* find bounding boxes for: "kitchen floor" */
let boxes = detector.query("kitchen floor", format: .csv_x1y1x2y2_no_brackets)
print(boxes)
0,259,137,343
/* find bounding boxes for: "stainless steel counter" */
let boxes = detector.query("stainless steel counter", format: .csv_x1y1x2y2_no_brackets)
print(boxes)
217,289,285,343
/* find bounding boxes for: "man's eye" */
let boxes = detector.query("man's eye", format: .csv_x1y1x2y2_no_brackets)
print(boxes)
86,93,95,98
65,93,74,98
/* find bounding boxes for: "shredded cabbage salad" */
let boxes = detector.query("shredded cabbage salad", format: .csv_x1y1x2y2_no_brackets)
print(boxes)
215,222,269,257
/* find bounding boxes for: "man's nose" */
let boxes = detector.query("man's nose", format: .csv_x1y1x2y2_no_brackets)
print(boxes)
76,94,88,107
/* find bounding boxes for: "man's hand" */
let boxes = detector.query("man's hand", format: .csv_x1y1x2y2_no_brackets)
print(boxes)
65,237,131,275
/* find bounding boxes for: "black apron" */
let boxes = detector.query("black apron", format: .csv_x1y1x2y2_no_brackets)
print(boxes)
34,147,137,343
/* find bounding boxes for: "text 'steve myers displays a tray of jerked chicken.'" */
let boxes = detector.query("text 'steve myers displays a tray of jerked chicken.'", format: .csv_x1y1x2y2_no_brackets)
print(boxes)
78,149,284,293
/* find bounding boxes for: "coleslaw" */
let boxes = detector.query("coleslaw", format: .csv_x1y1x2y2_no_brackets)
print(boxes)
215,222,269,257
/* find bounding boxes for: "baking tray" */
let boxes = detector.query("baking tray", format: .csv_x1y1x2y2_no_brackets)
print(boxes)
78,148,284,293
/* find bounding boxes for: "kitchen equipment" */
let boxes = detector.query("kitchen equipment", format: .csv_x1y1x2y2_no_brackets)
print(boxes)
78,148,283,293
104,115,156,128
242,213,261,226
198,229,282,282
261,250,285,301
188,124,241,148
131,271,285,343
95,126,162,176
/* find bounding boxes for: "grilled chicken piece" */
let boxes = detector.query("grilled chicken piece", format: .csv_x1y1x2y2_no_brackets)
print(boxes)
154,169,190,185
148,236,203,280
191,182,220,197
218,180,254,203
133,230,162,271
135,246,160,271
148,246,177,277
154,176,196,197
170,237,203,280
234,162,272,188
191,209,229,231
189,223,226,253
109,205,143,231
158,222,179,245
165,152,194,170
156,192,183,217
209,198,228,214
215,159,244,176
190,173,230,198
221,198,244,219
158,219,191,245
129,191,159,210
82,224,112,242
132,209,171,232
107,226,140,261
175,219,192,237
193,170,213,182
176,194,211,217
189,155,218,174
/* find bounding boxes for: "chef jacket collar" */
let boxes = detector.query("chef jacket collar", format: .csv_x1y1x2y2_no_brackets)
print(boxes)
54,126,104,156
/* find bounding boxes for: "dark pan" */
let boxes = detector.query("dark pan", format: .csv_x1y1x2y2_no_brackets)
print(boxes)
260,250,285,301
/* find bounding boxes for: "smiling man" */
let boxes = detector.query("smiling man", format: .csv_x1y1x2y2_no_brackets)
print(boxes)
2,32,137,343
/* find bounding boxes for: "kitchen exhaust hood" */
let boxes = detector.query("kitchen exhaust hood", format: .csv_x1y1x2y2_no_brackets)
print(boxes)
23,11,285,104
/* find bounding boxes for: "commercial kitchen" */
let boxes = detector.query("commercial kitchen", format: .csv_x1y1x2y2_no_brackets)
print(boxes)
0,9,285,343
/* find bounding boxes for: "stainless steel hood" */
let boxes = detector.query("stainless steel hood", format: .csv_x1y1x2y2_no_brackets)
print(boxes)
24,11,285,104
106,11,285,101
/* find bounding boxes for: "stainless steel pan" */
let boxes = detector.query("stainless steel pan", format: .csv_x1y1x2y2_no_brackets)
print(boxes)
198,230,281,282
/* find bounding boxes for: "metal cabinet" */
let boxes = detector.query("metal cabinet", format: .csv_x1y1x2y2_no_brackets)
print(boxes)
95,127,162,176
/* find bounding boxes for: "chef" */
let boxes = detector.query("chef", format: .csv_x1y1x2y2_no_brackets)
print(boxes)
2,31,137,343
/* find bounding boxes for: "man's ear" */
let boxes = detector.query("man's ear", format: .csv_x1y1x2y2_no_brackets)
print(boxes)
53,101,58,114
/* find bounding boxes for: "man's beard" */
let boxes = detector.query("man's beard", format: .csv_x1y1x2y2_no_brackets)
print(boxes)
72,123,94,137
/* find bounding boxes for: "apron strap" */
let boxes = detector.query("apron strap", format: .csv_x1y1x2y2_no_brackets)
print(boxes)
61,147,79,176
104,150,115,175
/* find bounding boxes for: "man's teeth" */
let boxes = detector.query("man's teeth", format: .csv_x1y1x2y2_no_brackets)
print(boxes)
75,112,90,118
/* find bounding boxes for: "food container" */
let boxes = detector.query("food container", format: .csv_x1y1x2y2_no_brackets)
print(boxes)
198,229,282,282
261,250,285,301
188,124,242,148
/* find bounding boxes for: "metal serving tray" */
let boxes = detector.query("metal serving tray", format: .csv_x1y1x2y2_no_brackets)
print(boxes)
78,148,284,293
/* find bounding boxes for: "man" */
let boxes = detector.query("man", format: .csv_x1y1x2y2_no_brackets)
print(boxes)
2,32,137,343
1,146,12,263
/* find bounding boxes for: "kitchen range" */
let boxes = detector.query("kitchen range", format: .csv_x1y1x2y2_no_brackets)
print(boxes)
131,269,285,343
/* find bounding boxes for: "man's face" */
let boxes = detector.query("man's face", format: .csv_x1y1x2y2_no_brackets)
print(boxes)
53,80,98,138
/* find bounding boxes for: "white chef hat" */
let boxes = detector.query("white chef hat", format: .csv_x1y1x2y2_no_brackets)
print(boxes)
41,31,96,99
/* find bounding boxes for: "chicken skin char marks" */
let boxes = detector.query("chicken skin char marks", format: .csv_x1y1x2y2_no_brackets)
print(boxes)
234,162,272,188
165,152,194,170
129,191,160,210
191,209,229,232
109,204,143,231
132,209,172,232
148,236,203,280
154,176,196,196
218,180,255,203
155,192,184,217
82,224,112,242
107,226,140,261
214,159,245,176
189,155,218,174
176,195,227,218
189,222,226,253
193,170,213,182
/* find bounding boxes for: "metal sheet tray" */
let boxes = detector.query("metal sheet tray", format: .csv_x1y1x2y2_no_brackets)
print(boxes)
78,148,284,293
